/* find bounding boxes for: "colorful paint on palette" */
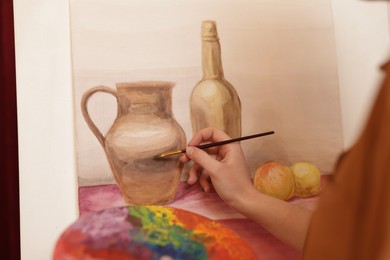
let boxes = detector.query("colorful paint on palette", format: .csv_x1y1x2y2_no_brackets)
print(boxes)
53,205,256,260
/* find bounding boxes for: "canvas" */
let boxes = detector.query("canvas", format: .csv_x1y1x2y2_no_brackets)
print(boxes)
71,0,343,184
70,0,343,258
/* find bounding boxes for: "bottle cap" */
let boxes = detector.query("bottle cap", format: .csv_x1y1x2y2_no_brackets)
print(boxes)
201,20,219,41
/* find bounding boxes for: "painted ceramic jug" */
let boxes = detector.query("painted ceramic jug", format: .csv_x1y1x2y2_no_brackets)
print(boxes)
81,81,186,205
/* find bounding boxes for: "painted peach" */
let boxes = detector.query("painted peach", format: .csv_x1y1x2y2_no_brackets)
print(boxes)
290,162,321,197
253,161,295,201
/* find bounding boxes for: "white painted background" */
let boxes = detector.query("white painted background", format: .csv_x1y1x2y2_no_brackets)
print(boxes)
14,0,390,259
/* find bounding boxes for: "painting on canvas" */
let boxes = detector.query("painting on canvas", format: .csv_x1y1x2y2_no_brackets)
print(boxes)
69,0,343,257
70,0,343,221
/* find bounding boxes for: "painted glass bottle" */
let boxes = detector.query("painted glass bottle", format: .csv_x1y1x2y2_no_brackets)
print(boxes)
190,20,242,138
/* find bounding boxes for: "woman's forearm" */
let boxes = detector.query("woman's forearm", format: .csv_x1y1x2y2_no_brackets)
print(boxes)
232,188,313,252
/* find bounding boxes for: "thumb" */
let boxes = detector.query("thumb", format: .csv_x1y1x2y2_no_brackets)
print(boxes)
185,146,220,175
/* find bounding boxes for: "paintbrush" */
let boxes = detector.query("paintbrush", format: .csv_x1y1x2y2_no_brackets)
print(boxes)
153,130,275,158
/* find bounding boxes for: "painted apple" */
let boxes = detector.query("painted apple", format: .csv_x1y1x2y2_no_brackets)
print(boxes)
290,161,321,197
253,161,295,201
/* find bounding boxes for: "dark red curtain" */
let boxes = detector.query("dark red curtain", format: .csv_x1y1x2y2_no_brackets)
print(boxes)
0,0,21,259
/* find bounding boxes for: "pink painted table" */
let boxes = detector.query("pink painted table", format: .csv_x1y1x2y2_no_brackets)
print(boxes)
79,179,323,260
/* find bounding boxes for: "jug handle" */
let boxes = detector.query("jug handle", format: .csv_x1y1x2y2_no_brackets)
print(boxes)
80,86,119,147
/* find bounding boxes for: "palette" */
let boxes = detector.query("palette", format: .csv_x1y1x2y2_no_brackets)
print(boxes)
53,205,257,259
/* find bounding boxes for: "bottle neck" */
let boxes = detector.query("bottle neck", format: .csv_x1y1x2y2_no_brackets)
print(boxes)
202,38,224,79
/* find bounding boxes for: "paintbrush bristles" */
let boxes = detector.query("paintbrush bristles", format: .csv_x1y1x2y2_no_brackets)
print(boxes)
153,150,184,159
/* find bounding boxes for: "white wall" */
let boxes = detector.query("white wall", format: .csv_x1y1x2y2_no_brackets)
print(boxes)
14,0,390,259
332,0,390,149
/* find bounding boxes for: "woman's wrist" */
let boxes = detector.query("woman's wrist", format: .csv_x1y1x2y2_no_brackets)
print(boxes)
230,185,284,225
229,185,261,214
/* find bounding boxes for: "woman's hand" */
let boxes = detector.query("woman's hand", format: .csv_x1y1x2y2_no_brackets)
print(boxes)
181,127,313,252
180,127,255,206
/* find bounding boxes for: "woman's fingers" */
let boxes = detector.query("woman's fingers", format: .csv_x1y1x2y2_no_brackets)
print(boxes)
185,146,221,177
188,127,231,146
187,162,202,185
199,170,212,192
